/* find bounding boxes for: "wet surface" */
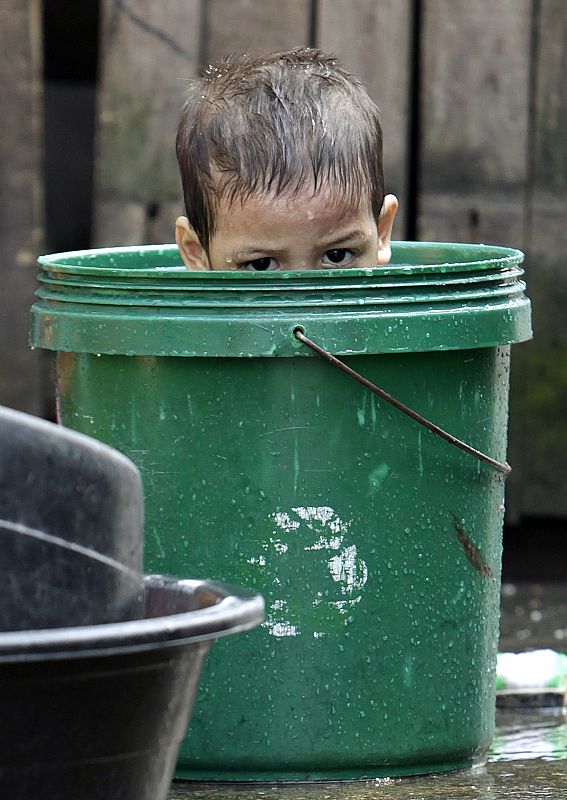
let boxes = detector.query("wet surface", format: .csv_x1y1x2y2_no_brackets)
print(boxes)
499,583,567,653
171,584,567,799
170,708,567,799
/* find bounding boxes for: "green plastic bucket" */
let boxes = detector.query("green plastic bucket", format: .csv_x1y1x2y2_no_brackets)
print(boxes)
31,242,531,780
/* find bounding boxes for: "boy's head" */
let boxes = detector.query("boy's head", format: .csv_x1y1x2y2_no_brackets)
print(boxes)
175,48,397,271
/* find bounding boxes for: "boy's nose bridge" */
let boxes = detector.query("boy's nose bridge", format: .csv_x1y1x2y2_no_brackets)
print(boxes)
285,252,313,270
272,244,316,270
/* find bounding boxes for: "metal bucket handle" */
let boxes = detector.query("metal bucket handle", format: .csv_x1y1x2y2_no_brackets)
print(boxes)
294,328,510,475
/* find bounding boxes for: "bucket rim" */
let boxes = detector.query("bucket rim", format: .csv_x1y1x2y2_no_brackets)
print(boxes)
31,241,531,356
0,575,264,662
37,241,524,279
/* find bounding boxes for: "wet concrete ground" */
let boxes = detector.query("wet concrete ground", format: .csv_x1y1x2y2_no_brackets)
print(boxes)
170,584,566,799
499,582,567,653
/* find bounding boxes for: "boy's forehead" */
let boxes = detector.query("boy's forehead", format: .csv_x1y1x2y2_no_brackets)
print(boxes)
219,184,372,223
208,185,378,262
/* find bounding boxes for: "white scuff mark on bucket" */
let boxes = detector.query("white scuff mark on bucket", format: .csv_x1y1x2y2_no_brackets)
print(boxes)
269,621,298,637
404,655,415,688
292,506,336,526
305,535,342,551
323,596,363,616
130,403,137,443
273,512,301,532
357,392,368,427
247,555,266,566
250,506,368,639
293,438,300,495
368,463,390,493
152,529,167,560
329,544,368,593
262,600,298,637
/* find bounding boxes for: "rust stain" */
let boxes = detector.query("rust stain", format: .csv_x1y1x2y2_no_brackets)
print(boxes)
450,512,495,581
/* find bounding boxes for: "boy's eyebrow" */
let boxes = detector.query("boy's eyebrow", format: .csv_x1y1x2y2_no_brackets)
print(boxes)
231,230,371,260
321,229,369,248
232,245,280,260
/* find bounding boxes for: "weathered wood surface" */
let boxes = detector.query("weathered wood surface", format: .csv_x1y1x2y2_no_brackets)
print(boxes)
316,0,412,237
0,0,44,415
93,0,202,246
418,0,535,521
507,0,567,519
419,0,532,248
203,0,311,63
94,0,312,247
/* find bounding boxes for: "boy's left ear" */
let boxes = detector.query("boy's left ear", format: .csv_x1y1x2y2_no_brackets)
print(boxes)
376,195,398,265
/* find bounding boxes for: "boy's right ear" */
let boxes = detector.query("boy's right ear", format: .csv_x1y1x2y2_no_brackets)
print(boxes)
175,216,211,270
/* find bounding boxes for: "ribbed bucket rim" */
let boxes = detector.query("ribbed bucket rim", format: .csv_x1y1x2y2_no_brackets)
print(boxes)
37,241,524,279
31,241,531,357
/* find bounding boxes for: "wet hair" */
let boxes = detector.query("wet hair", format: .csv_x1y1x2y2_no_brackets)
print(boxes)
176,47,384,250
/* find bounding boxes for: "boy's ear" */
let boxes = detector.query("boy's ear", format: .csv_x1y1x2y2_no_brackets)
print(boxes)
175,216,211,270
376,194,398,265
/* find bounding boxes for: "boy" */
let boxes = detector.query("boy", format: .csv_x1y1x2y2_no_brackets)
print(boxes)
175,47,397,271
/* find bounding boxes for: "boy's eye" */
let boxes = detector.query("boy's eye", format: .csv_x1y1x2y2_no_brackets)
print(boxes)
322,248,355,266
242,257,278,271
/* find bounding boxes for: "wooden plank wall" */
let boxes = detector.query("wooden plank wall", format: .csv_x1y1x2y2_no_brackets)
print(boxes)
418,0,535,520
3,0,566,520
93,0,411,246
419,0,531,248
0,0,45,415
93,0,313,246
316,0,411,237
93,0,203,246
508,0,567,519
416,0,567,520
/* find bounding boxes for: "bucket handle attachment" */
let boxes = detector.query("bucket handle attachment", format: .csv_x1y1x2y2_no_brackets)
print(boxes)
293,328,511,476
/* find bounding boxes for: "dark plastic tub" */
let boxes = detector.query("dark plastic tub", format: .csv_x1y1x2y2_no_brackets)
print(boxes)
0,574,263,799
0,520,143,631
0,405,144,626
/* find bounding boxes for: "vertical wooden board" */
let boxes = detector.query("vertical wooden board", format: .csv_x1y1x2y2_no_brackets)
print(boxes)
418,1,535,522
528,0,567,256
0,0,44,415
419,0,531,248
316,0,412,238
94,0,202,246
204,0,311,63
507,0,567,519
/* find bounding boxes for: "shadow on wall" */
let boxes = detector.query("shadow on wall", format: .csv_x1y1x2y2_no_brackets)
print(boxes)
43,0,99,253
